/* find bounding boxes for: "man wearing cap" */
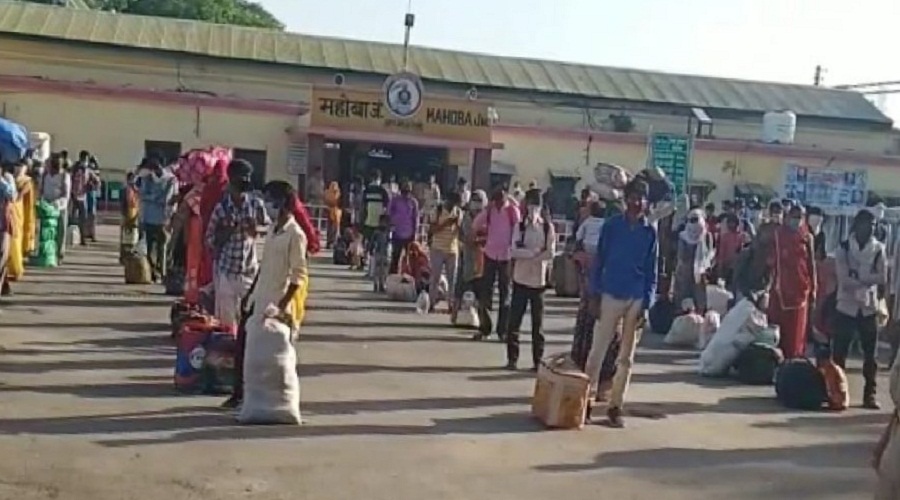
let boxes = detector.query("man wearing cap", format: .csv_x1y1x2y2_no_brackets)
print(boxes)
204,159,269,333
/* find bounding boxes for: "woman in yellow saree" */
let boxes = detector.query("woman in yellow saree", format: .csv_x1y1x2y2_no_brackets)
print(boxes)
324,181,342,248
4,165,24,281
15,160,36,256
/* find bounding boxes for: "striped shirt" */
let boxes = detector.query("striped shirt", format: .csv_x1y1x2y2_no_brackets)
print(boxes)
430,205,462,254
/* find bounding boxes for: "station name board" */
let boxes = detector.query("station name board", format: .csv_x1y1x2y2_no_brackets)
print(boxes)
311,88,492,144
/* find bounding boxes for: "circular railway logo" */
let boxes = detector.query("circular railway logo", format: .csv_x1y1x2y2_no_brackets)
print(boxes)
383,72,424,119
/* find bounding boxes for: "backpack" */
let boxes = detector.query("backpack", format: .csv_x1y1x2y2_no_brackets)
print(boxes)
648,297,677,334
734,343,784,385
776,358,827,410
517,218,551,249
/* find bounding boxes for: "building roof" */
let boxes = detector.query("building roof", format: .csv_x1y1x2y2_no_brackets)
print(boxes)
0,1,891,125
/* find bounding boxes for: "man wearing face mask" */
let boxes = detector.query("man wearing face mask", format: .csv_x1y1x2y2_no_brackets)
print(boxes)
223,180,309,410
506,189,556,371
583,179,658,428
472,185,521,341
137,156,176,282
834,209,886,409
767,204,816,359
387,180,420,274
204,159,269,334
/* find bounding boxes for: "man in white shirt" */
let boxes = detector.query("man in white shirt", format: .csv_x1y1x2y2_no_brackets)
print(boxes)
457,177,471,206
506,189,556,370
40,154,71,261
576,202,605,254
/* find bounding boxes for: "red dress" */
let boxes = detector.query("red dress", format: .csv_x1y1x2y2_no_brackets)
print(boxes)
768,225,816,358
197,160,229,292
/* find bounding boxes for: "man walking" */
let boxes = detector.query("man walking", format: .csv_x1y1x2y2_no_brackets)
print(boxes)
472,185,521,341
583,179,658,428
506,189,555,370
138,157,176,282
428,191,462,312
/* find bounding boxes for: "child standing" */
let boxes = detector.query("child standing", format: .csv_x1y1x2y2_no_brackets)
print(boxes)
370,215,391,292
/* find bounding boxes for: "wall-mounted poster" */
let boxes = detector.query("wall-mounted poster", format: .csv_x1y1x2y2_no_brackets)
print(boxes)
782,164,868,213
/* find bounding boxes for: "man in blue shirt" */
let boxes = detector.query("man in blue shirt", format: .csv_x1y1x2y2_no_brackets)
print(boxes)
584,179,658,428
137,157,176,282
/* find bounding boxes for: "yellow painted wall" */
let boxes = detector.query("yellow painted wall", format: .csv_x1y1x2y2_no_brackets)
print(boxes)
0,35,896,158
494,128,900,205
0,91,298,182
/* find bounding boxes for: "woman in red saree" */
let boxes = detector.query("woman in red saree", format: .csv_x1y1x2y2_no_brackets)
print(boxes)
768,205,817,359
196,159,230,299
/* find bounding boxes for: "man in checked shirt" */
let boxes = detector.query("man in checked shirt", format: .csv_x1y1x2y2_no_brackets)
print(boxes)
204,159,270,333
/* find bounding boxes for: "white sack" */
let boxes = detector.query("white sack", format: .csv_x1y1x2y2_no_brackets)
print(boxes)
699,299,767,377
706,283,733,317
385,274,417,302
697,311,721,350
237,314,302,425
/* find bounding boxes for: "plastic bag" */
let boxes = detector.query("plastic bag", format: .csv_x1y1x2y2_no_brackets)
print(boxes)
664,312,705,347
453,291,479,329
415,290,430,315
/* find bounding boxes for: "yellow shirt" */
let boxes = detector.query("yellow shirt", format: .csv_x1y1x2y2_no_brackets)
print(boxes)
430,206,462,255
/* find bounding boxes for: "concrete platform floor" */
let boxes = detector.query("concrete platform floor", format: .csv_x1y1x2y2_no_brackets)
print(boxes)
0,226,891,500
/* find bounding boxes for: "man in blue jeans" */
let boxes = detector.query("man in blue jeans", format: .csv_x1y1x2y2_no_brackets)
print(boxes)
583,179,658,428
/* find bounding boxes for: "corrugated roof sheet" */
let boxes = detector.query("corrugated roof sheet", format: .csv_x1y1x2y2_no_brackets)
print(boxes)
0,1,890,125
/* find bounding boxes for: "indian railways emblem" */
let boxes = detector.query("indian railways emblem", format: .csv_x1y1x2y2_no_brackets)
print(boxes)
383,72,424,119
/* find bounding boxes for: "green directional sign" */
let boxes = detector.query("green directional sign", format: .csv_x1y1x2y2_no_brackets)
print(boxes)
650,133,693,197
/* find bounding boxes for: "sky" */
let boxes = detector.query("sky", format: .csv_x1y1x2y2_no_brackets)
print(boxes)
260,0,900,122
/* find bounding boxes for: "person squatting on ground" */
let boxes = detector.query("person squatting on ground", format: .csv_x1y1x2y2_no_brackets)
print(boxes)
138,157,176,282
472,185,521,341
505,188,556,371
387,180,420,274
204,159,269,334
767,204,816,360
428,191,462,312
833,209,886,409
223,181,309,410
583,179,658,428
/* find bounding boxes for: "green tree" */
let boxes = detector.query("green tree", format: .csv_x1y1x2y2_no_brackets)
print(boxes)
22,0,285,30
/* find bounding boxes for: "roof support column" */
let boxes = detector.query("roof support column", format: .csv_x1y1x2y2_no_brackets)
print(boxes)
472,147,492,191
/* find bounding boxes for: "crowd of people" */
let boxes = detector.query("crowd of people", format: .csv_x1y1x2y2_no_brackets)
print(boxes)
0,150,102,301
2,151,897,496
